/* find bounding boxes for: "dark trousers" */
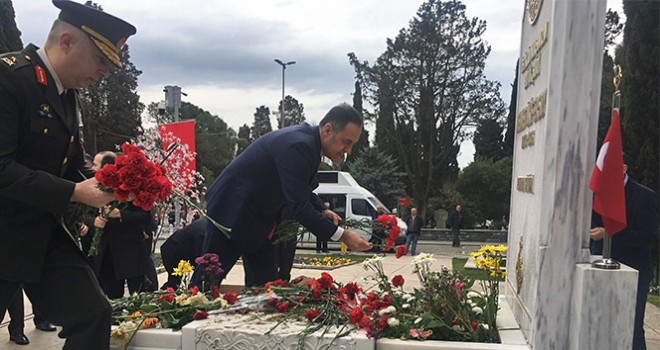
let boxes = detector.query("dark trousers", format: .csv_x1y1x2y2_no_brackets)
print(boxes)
452,229,461,247
0,237,111,350
316,237,328,252
98,249,145,299
143,233,158,292
1,288,51,335
274,237,298,281
633,269,652,350
194,226,277,289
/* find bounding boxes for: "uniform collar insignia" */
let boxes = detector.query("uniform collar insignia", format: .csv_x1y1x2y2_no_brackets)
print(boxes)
35,65,48,86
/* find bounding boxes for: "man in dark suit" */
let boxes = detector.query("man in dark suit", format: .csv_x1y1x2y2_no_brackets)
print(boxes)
160,218,208,289
590,156,659,350
0,1,136,348
405,207,424,255
449,204,463,247
198,104,371,287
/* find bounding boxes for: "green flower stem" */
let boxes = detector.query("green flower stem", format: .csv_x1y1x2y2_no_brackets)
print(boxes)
171,189,232,240
88,201,125,257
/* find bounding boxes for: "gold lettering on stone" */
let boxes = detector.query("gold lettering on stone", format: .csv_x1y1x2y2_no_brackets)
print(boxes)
521,22,548,74
521,130,536,149
523,54,541,89
516,89,547,134
516,175,534,193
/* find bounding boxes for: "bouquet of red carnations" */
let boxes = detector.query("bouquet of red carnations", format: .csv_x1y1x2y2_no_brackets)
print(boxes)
88,143,172,256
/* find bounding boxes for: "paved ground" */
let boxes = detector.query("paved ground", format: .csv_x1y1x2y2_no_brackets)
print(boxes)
1,241,658,349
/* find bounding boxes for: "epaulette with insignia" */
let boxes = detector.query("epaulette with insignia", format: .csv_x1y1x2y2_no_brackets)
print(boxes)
0,52,32,70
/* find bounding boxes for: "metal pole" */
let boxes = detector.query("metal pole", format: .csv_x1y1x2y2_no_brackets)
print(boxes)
281,65,285,129
274,59,295,129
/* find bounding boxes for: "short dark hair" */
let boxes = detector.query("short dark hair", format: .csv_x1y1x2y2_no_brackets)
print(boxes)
622,152,632,167
319,103,363,132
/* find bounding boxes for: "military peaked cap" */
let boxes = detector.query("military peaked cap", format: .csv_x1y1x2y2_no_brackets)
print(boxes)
53,0,136,68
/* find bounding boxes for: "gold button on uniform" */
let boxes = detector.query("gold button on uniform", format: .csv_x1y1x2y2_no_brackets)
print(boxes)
43,128,48,134
62,157,68,165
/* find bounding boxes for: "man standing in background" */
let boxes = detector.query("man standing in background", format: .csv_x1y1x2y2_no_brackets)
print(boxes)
449,204,463,247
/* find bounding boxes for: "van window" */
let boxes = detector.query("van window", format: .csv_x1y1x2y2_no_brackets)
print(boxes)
352,198,375,217
317,194,346,218
317,172,339,184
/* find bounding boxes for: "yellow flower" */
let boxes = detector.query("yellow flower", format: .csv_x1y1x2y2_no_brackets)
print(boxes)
172,260,193,277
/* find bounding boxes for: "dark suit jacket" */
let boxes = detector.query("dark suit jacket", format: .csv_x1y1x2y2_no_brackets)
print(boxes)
160,218,208,273
405,215,424,235
591,179,659,278
94,203,152,279
0,45,86,282
204,123,332,254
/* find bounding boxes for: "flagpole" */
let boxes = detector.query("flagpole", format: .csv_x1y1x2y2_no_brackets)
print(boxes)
592,65,623,270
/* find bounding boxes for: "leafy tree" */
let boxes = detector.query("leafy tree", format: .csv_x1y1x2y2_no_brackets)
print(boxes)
345,147,406,209
279,95,305,128
178,102,236,185
80,44,144,155
252,105,272,140
345,71,370,165
604,8,624,51
0,0,22,53
349,0,505,218
503,61,518,156
473,117,505,161
236,123,251,155
621,0,658,194
456,156,512,227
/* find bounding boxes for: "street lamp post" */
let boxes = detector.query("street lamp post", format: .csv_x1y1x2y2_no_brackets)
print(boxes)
274,59,296,129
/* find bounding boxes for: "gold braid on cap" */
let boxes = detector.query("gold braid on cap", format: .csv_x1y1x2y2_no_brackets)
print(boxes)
81,25,122,68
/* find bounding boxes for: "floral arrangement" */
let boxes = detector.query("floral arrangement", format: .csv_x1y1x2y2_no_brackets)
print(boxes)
375,214,401,251
89,143,173,256
109,254,237,348
292,255,354,267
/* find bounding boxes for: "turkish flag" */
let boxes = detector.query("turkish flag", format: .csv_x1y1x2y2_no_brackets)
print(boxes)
589,108,626,235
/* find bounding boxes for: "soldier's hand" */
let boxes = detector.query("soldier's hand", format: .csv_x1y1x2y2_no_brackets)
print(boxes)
71,178,115,208
339,230,371,252
322,209,341,224
80,223,89,237
93,216,107,229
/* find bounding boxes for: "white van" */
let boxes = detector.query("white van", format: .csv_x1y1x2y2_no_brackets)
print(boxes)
302,171,407,243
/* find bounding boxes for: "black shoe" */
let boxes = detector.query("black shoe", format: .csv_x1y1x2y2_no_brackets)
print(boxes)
9,333,29,345
34,320,57,332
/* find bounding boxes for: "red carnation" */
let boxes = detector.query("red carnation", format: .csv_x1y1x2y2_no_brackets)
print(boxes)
391,275,405,287
349,307,365,324
223,291,238,305
305,309,321,321
395,245,406,258
276,301,291,313
193,310,208,320
317,272,334,289
470,320,478,331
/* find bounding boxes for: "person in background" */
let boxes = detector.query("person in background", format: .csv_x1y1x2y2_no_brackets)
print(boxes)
590,154,658,350
198,103,371,288
0,1,136,348
405,207,424,256
448,204,463,247
160,218,207,289
315,202,331,253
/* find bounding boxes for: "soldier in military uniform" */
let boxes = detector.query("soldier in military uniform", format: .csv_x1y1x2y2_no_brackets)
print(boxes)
0,1,136,348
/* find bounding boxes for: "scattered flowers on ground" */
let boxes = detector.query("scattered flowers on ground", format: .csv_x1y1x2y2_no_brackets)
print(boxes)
292,255,354,267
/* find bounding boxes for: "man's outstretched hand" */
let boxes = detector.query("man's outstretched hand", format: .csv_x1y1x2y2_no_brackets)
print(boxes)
339,230,371,252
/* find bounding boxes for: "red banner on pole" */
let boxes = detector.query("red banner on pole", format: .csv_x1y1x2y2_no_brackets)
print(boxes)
158,119,197,173
398,197,411,207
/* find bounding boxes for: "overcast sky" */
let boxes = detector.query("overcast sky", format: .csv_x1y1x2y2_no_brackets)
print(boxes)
12,0,622,168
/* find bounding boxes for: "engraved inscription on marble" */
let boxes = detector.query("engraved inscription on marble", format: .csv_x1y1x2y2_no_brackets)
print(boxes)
516,175,534,193
523,55,541,89
516,89,547,134
521,131,536,149
520,22,548,74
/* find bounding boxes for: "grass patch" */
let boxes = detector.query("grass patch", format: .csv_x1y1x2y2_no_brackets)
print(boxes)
295,253,369,263
648,293,660,308
452,257,505,282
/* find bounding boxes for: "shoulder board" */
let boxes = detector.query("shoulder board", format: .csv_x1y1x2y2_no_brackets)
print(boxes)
0,52,32,70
